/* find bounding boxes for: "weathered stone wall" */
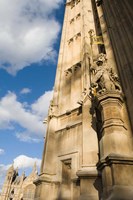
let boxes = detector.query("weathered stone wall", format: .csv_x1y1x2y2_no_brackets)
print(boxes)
102,0,133,131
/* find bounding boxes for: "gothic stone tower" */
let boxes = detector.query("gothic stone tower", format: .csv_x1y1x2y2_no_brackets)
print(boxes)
34,0,133,199
0,164,38,200
0,165,23,200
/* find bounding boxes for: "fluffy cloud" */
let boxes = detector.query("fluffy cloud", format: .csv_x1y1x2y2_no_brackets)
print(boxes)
20,88,32,94
0,92,44,134
0,149,5,155
32,90,53,118
0,0,63,75
13,155,41,169
0,90,53,142
16,132,41,143
0,164,11,176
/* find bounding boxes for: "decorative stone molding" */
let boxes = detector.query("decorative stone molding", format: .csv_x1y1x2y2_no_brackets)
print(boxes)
70,0,80,8
34,175,59,185
65,61,81,76
68,37,74,45
77,169,99,178
66,0,80,9
48,100,58,119
68,32,81,45
76,13,81,19
64,67,73,76
70,13,81,24
97,154,133,170
75,32,81,40
66,110,72,115
70,18,74,24
55,121,82,133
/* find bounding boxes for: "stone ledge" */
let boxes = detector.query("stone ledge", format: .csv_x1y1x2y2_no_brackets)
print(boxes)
34,177,60,185
55,121,82,133
96,91,124,103
76,169,99,178
97,153,133,170
33,173,57,185
100,120,127,133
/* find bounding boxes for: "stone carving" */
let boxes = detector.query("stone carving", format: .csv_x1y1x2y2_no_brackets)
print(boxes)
68,38,74,45
77,88,88,105
70,0,80,8
76,13,81,19
65,62,81,76
48,100,58,118
65,68,73,76
70,18,74,24
96,0,103,7
75,32,81,39
48,100,54,118
90,53,121,95
68,32,81,45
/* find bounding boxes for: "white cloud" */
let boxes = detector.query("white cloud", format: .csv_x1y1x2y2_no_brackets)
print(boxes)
0,92,44,134
0,90,53,142
0,0,63,75
16,132,41,143
32,90,53,118
0,164,10,174
0,149,5,155
13,155,41,169
20,88,31,94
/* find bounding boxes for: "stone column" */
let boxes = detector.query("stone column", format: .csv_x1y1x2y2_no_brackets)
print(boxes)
77,169,102,200
101,0,133,131
76,0,101,199
96,91,133,200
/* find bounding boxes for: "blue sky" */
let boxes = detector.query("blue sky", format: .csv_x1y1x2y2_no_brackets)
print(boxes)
0,0,65,188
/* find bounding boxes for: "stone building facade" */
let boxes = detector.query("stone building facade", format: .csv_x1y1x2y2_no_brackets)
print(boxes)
0,164,38,200
34,0,133,199
1,0,132,200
